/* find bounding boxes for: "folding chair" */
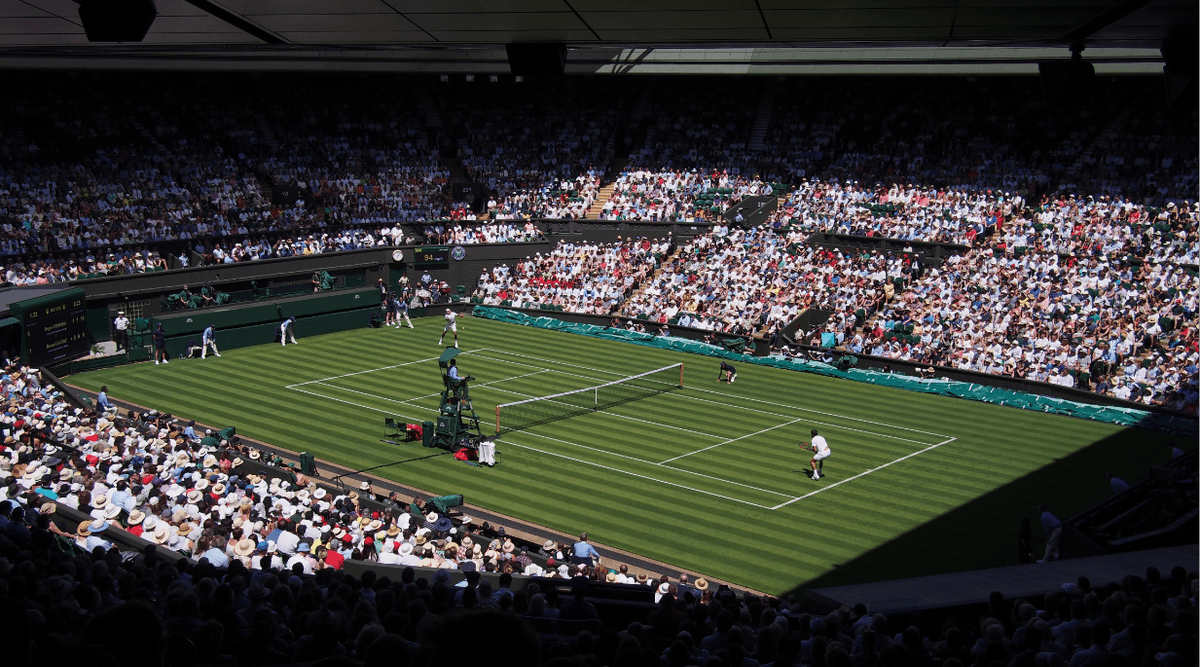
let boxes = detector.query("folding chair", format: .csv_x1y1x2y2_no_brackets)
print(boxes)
384,418,402,438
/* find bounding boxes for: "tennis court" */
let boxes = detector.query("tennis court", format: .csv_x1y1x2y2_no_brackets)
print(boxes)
67,315,1156,594
288,347,957,511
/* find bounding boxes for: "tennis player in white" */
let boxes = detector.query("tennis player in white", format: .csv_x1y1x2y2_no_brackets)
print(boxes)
803,429,830,480
438,308,458,348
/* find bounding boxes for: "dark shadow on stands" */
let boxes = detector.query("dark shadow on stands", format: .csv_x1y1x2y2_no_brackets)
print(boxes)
782,414,1196,599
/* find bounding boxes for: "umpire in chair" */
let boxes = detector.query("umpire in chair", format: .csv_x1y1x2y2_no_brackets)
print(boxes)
445,358,475,406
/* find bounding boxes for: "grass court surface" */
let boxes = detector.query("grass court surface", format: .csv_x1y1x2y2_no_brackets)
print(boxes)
67,315,1178,594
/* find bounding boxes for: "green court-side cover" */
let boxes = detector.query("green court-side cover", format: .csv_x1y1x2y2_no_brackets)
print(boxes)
471,306,1197,437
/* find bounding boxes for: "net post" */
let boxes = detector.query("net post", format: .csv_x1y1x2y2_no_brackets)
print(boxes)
495,406,501,435
679,363,684,388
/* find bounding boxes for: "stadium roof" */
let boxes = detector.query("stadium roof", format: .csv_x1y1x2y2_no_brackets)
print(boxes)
0,0,1192,73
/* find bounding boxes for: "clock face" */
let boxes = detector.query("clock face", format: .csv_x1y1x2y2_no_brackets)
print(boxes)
392,249,404,262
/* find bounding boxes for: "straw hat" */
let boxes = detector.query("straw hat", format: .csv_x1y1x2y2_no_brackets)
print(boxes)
234,539,257,557
149,526,170,544
186,489,202,504
91,494,108,509
77,520,93,536
40,502,57,515
127,509,146,525
694,578,709,591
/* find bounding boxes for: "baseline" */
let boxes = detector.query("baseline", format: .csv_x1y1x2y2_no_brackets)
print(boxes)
769,437,959,510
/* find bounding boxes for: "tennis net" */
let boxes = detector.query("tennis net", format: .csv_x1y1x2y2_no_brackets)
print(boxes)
494,363,683,434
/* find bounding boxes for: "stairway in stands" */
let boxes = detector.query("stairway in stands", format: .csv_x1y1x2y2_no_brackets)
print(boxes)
621,243,684,314
587,84,654,221
748,88,776,152
584,183,617,219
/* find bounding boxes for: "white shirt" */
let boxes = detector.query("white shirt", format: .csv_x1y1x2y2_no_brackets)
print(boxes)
114,316,129,331
444,311,457,325
812,435,830,455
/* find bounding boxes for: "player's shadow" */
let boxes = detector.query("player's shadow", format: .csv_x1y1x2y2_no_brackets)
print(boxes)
780,418,1195,600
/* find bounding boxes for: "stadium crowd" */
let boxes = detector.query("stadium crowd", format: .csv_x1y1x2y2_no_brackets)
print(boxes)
0,375,1195,667
621,226,914,338
0,73,1196,404
437,79,619,220
474,237,669,315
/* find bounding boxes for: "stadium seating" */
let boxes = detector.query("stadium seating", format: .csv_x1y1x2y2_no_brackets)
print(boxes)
0,73,1195,406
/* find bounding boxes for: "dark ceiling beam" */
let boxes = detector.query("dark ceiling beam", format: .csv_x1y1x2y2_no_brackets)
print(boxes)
182,0,287,45
753,0,773,40
1062,0,1156,44
560,0,601,42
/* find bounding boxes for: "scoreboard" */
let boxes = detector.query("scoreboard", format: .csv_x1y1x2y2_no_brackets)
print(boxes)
9,288,90,366
413,246,451,269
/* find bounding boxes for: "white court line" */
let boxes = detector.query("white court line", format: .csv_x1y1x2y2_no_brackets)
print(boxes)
322,384,791,501
769,437,958,510
502,441,776,510
287,351,960,509
286,354,446,388
288,386,426,422
291,381,956,510
476,347,956,441
395,370,552,403
512,430,793,498
475,352,935,447
297,376,793,501
479,383,726,439
660,417,807,464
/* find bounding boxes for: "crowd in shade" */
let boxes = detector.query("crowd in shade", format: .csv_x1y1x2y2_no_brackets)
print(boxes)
0,247,170,285
474,238,668,315
436,78,621,220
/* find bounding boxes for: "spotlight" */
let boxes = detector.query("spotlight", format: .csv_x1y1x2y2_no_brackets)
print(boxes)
465,75,474,82
514,76,523,83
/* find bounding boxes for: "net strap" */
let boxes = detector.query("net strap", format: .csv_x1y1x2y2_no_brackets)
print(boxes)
495,363,682,409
